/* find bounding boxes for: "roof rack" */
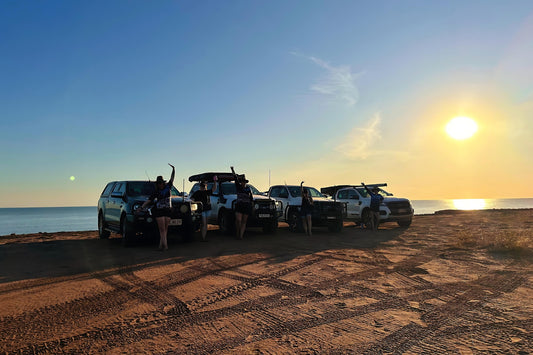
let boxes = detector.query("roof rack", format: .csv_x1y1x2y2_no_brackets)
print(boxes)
321,183,387,196
188,172,236,183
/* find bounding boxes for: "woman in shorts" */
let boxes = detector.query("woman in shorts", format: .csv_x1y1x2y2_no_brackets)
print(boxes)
231,167,253,240
301,187,314,236
141,163,175,250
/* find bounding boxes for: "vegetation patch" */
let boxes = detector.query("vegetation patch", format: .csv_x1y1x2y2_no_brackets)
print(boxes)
454,229,533,258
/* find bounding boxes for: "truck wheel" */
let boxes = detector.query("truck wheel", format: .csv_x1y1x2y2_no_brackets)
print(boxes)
181,219,195,242
121,217,135,246
98,213,110,239
398,219,412,227
328,220,343,233
262,219,278,234
361,209,371,229
288,210,301,233
219,210,234,235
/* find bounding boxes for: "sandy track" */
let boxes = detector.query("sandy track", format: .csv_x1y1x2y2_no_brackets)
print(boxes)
0,210,532,354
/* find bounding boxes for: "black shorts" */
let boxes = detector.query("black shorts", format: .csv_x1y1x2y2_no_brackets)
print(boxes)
235,202,252,215
152,208,171,218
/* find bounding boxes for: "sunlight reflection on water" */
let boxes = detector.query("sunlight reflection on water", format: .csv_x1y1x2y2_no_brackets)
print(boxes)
452,199,486,210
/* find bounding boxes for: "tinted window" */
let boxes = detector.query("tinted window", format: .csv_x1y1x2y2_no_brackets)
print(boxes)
288,186,324,198
127,182,156,196
338,190,348,199
101,183,115,197
112,183,125,194
220,182,260,195
269,186,283,197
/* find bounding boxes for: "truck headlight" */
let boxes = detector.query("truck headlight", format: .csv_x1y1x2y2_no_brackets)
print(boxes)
190,203,198,212
254,203,259,210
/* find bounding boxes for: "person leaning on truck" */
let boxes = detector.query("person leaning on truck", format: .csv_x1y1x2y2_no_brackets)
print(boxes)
301,185,314,236
231,166,253,240
191,175,217,242
362,182,383,232
140,163,175,250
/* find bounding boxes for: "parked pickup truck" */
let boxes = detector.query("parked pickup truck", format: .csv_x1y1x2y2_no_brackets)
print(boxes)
321,183,414,227
268,184,346,232
188,172,279,234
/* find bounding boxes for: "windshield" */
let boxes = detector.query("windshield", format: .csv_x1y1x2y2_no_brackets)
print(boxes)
356,187,389,198
220,182,261,195
127,182,181,197
288,186,324,198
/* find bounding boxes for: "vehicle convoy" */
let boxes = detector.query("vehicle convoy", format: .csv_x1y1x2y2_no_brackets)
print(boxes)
97,180,202,245
320,183,414,227
188,172,279,234
267,184,346,233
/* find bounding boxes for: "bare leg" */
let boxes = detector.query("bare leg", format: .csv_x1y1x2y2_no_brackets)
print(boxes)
302,217,308,235
156,217,168,249
235,212,243,239
372,212,378,232
201,215,207,240
239,214,249,239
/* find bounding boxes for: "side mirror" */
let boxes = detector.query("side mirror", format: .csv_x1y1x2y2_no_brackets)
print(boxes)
111,191,125,199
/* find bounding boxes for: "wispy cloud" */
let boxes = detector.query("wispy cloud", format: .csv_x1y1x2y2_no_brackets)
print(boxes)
335,113,382,159
293,52,363,106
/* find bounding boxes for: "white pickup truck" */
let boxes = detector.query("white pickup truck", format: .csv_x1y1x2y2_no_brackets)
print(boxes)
321,183,414,227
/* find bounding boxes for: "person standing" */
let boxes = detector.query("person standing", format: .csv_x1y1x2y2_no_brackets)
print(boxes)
141,164,175,250
191,175,218,241
300,183,314,236
362,182,383,232
231,166,253,240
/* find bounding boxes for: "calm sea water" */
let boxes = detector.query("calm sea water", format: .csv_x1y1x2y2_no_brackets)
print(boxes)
1,199,532,236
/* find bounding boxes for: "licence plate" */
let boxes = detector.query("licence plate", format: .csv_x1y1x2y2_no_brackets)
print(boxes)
258,214,270,218
170,219,182,226
398,209,408,213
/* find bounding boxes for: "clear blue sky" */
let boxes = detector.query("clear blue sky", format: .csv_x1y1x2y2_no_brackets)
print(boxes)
1,0,532,207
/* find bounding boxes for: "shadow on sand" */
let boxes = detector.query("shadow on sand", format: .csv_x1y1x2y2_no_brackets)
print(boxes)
0,223,408,288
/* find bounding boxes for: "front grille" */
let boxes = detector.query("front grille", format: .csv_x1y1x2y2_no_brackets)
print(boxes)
315,202,342,214
387,201,412,215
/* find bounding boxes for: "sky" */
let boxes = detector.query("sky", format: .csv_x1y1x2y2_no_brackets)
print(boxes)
1,0,532,207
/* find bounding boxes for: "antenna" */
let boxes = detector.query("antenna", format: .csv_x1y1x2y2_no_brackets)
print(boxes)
145,170,151,181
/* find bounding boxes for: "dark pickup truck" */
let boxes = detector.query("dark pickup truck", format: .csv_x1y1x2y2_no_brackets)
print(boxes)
97,180,202,245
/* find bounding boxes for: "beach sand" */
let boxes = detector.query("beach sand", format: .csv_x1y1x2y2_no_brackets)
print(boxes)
1,209,532,353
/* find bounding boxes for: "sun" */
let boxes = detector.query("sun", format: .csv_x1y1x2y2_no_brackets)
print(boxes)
446,116,478,140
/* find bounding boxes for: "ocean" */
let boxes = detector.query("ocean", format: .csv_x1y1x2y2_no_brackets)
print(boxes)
1,199,532,236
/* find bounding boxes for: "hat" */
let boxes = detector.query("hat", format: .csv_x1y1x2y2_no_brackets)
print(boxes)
238,174,249,183
156,176,165,184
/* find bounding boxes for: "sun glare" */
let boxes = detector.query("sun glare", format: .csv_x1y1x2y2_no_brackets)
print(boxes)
446,116,478,140
453,199,486,210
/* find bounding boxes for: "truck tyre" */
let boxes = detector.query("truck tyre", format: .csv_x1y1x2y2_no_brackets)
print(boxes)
328,219,343,233
398,219,412,227
361,209,371,229
288,210,301,233
262,219,278,234
219,210,234,235
121,217,135,246
98,213,110,239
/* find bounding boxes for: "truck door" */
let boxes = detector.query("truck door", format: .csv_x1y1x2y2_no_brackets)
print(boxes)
341,189,362,219
108,182,126,227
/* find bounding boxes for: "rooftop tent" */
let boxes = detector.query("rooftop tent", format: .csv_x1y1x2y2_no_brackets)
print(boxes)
188,172,235,183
